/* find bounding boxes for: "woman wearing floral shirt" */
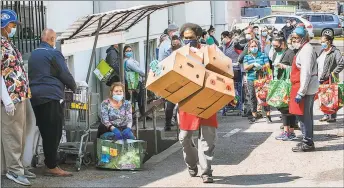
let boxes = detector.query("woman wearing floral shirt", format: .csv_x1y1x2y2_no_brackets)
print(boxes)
98,82,135,140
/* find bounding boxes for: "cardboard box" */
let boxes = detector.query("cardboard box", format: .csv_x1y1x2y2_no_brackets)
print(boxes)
96,139,146,170
200,45,234,78
146,46,206,104
93,59,114,82
179,70,235,119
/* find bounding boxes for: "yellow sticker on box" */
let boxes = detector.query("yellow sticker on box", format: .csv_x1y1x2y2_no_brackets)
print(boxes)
110,148,118,156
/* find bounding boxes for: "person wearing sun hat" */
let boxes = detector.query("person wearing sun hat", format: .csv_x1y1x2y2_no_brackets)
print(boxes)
1,9,36,186
289,26,318,152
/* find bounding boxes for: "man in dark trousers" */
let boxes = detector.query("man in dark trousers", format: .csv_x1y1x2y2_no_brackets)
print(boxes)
28,28,76,177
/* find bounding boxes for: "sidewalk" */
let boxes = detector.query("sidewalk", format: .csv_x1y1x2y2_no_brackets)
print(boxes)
2,105,343,187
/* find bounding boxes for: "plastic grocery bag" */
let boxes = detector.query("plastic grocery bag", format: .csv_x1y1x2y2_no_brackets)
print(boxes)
254,68,272,106
96,138,146,170
267,67,291,108
318,79,340,114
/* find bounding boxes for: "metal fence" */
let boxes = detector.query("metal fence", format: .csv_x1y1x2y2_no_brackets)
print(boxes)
1,1,46,55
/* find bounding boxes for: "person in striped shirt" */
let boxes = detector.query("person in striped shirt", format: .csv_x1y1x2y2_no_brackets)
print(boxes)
243,40,272,124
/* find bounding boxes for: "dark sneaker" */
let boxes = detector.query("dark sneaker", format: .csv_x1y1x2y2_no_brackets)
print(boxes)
188,167,198,177
283,132,297,141
24,169,36,179
201,175,214,183
275,131,289,140
249,117,256,124
164,126,172,131
6,171,31,186
288,133,297,140
292,143,315,152
266,116,272,123
327,119,336,123
319,115,329,122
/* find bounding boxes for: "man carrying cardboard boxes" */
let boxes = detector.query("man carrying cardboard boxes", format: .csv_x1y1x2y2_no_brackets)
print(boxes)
147,22,235,183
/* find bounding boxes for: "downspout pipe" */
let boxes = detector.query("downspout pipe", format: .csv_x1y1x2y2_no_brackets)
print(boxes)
210,1,215,26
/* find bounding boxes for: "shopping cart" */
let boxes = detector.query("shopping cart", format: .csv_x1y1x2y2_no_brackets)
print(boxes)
222,81,244,116
58,86,100,171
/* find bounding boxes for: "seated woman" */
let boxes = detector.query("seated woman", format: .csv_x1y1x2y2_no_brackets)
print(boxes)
98,82,135,140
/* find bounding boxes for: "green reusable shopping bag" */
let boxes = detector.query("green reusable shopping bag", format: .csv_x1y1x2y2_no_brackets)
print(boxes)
267,67,291,108
124,60,140,90
333,75,344,108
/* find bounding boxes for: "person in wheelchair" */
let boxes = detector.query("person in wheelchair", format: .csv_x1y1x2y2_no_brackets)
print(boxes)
97,82,135,140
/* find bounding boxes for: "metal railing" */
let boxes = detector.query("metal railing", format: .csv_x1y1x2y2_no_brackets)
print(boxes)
1,1,46,55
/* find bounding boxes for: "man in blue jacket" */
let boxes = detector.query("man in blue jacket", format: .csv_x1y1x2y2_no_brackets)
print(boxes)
28,28,76,177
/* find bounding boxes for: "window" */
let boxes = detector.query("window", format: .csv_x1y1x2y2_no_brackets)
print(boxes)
310,15,322,22
324,15,334,22
275,16,285,24
144,39,157,71
260,17,276,24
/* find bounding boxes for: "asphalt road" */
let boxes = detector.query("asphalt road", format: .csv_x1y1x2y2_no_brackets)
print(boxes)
2,105,343,187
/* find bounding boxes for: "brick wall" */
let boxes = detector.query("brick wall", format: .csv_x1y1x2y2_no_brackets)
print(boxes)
308,1,338,14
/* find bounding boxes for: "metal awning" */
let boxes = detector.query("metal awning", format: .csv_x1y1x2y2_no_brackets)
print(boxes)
58,1,186,56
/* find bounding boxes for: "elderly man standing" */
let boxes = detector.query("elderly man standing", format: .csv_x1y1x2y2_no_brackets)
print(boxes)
1,9,36,186
158,23,179,61
28,28,77,176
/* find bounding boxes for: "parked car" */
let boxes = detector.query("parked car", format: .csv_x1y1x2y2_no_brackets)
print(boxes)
300,13,342,37
340,16,344,29
233,15,315,38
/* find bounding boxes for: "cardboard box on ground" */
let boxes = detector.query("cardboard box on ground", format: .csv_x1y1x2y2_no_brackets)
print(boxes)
146,44,235,119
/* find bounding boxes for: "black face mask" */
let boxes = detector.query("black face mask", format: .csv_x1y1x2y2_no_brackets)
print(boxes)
183,39,198,48
274,44,283,52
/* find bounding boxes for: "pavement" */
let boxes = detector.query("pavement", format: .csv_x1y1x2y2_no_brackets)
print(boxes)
2,104,343,187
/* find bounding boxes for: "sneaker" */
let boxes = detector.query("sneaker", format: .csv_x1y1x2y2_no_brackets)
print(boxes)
24,169,36,179
280,125,284,129
292,143,315,152
249,117,256,124
319,115,329,122
327,119,336,123
266,116,272,123
6,171,31,186
283,132,297,141
188,167,198,177
275,131,289,140
201,175,214,183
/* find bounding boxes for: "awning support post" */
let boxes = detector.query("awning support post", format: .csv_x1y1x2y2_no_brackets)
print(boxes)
143,14,150,130
86,17,103,84
118,43,125,84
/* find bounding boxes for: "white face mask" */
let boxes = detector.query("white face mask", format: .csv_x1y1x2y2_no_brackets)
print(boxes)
246,34,252,40
292,42,301,49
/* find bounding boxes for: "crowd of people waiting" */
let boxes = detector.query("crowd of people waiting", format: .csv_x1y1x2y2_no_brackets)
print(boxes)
1,7,343,186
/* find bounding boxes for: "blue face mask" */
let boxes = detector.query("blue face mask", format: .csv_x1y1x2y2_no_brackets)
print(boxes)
261,32,268,37
125,51,133,58
183,39,198,48
321,42,328,50
250,47,258,54
8,27,17,38
112,94,123,102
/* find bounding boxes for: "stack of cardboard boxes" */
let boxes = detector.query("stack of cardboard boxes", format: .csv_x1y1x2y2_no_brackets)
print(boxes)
146,44,235,119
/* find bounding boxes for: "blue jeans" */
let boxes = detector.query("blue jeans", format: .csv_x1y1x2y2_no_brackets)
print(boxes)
100,127,135,140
